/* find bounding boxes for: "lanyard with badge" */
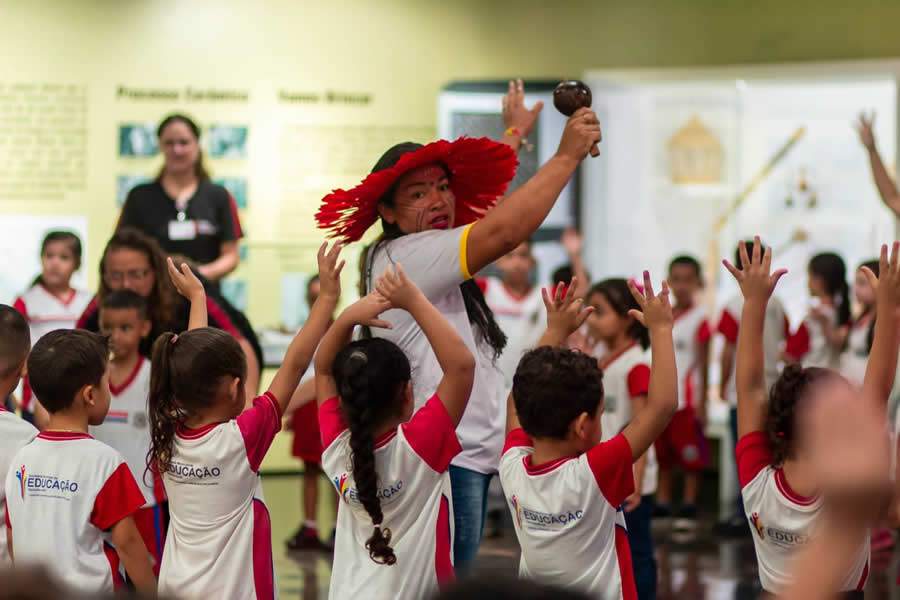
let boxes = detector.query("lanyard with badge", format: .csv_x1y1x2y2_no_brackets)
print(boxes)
168,193,198,241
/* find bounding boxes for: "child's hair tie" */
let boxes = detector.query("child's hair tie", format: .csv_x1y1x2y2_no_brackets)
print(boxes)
171,334,179,345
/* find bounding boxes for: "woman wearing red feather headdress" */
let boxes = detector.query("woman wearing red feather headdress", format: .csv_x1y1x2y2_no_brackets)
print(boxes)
316,80,602,571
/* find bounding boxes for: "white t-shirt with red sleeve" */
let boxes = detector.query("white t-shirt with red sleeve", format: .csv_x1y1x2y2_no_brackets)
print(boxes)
737,431,869,593
4,431,145,594
600,344,657,495
13,284,92,412
482,276,545,390
672,304,711,411
158,393,282,600
499,429,637,600
90,358,162,507
0,406,38,566
718,294,791,406
320,394,461,600
368,225,506,474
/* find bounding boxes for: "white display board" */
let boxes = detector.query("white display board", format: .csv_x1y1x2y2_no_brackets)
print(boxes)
0,215,90,304
582,73,896,326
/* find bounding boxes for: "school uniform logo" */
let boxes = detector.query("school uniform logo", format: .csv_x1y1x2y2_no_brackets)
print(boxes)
106,410,129,424
510,495,523,528
132,411,148,429
512,497,585,532
16,466,80,500
750,512,808,548
750,512,765,539
332,473,403,506
15,466,26,500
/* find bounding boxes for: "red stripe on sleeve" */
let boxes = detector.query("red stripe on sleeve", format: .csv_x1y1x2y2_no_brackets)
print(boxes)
227,193,244,239
502,428,533,455
402,395,462,473
236,392,283,472
90,462,145,530
627,364,651,398
717,309,739,344
586,434,635,507
735,431,773,488
318,397,348,450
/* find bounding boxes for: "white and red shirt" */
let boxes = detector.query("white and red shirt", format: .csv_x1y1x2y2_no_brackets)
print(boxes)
718,295,791,406
321,394,460,600
798,303,842,370
158,393,281,600
4,431,144,594
368,225,505,474
499,429,637,599
600,344,656,495
482,277,545,390
90,358,162,507
672,304,711,411
13,284,92,412
737,431,869,593
0,406,38,566
841,314,872,387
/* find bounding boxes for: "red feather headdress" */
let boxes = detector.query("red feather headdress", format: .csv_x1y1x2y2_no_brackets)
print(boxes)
316,137,518,244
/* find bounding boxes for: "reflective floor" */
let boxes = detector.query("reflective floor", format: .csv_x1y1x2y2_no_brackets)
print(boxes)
263,475,900,599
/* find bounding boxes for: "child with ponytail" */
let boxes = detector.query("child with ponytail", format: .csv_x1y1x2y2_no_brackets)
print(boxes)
801,252,852,369
842,259,880,385
149,242,345,600
725,238,900,596
315,265,475,600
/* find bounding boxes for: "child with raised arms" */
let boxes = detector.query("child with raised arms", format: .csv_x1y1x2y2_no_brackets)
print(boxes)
150,243,344,600
315,265,475,600
0,306,38,566
4,328,155,595
501,275,677,600
585,277,662,600
724,238,900,596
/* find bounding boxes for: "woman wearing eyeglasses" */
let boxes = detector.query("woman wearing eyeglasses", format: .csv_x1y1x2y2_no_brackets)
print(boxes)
76,227,261,395
117,114,243,293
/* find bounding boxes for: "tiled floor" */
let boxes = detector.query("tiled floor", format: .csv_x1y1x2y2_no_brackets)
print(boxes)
263,475,900,599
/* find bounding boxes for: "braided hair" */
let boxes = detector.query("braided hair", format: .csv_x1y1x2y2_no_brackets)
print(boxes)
766,364,836,466
362,143,507,359
333,338,412,566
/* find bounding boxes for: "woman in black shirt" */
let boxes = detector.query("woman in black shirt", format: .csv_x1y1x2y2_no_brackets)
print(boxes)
118,114,243,284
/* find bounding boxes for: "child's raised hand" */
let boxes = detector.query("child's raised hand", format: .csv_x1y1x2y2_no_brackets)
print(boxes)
862,242,900,314
626,271,673,331
342,292,393,329
317,241,345,299
375,264,425,311
167,257,205,302
722,236,787,304
542,277,593,337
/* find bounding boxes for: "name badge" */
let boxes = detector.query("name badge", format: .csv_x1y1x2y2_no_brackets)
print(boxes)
168,220,197,240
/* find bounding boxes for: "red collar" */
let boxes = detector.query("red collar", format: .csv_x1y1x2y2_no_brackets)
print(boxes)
176,422,224,440
38,430,92,441
522,453,579,475
109,356,145,396
40,283,77,306
774,468,818,506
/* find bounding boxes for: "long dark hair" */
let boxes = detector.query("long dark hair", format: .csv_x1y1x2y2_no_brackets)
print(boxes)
99,228,178,329
147,328,246,476
589,278,650,350
32,230,83,287
809,252,850,327
156,113,210,181
766,364,836,466
363,142,507,358
333,338,411,566
858,259,879,353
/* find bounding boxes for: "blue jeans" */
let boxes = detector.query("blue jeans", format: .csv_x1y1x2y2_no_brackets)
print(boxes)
449,465,492,573
625,496,657,600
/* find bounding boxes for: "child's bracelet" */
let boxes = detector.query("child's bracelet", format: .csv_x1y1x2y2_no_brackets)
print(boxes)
504,126,521,137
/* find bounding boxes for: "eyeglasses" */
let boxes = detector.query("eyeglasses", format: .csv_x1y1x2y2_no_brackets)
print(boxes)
104,269,151,284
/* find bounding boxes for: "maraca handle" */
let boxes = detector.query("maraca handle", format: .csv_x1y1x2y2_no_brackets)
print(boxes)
589,143,600,158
